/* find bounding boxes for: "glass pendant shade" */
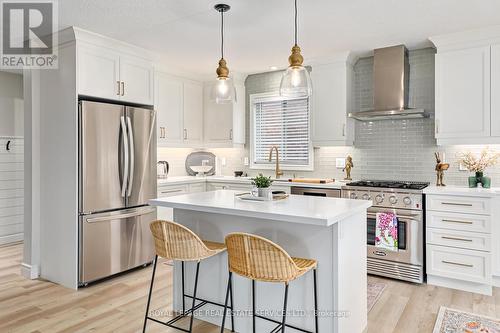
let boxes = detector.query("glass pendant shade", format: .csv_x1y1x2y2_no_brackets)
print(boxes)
211,76,236,104
280,65,312,98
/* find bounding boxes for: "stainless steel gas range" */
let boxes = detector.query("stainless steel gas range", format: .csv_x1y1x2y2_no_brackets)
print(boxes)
342,180,429,284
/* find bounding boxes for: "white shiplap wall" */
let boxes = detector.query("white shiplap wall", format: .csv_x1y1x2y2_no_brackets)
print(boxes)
0,137,23,245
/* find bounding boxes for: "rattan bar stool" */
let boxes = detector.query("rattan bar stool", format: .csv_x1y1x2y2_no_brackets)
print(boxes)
220,233,318,333
143,220,234,333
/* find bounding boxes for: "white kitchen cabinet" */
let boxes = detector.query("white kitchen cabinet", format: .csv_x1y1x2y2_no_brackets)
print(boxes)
183,81,204,145
155,73,204,147
434,46,490,141
77,43,154,105
203,81,245,147
156,183,206,221
77,43,120,100
492,44,500,137
425,193,499,295
155,73,184,145
311,59,354,146
119,54,154,105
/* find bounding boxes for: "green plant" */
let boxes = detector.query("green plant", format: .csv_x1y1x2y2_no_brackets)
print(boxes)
251,174,273,188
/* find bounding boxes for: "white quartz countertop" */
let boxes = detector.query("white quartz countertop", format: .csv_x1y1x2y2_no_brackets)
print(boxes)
150,190,371,226
158,175,347,189
424,185,500,197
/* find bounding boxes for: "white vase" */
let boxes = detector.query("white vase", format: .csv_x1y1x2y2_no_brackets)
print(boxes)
257,187,272,199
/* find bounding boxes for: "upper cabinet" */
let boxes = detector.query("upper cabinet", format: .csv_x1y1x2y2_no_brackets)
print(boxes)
203,80,245,147
118,54,154,105
431,27,500,145
310,54,355,146
155,73,203,147
77,42,154,105
492,44,500,137
435,46,490,140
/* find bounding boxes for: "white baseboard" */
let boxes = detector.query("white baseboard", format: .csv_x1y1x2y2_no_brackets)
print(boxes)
21,263,40,279
492,275,500,288
0,233,23,246
427,275,492,296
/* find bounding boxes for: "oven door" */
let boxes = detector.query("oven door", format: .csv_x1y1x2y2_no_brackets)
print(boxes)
367,207,423,266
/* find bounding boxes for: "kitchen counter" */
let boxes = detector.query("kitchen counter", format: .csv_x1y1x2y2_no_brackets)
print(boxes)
149,190,370,333
424,185,500,197
158,175,348,189
150,190,371,226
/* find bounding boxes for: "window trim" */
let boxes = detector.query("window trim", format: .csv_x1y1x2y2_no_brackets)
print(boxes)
249,92,314,171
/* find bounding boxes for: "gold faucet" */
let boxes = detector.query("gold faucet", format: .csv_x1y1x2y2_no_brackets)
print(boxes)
268,146,283,179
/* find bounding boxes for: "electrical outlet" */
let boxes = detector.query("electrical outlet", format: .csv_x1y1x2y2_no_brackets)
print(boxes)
336,158,346,169
459,162,468,171
244,157,249,166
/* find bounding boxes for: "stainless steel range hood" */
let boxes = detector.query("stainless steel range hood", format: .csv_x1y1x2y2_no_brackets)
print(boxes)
349,45,428,121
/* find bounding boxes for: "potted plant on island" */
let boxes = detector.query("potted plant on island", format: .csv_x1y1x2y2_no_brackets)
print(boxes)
251,174,273,199
457,148,500,188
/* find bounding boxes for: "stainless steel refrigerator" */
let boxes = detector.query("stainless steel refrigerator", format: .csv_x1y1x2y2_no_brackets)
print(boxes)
78,100,157,286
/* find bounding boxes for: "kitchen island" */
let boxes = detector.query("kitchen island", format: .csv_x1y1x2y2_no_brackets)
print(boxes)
149,190,371,333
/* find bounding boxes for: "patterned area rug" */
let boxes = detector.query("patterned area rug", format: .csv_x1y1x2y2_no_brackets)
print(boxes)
433,306,500,333
367,281,386,312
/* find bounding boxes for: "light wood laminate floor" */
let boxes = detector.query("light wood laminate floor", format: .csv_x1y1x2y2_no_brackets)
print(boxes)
1,243,499,333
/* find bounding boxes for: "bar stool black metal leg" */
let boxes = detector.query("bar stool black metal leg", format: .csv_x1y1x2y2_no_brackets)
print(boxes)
143,255,158,333
313,269,318,333
188,261,201,333
220,271,232,333
281,283,289,333
229,272,235,332
182,261,186,315
252,280,256,333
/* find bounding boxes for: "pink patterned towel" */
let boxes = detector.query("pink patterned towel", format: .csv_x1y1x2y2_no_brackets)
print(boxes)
375,212,398,251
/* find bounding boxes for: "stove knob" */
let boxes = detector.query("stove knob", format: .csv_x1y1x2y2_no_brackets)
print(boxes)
375,194,384,204
389,195,398,205
350,193,358,199
362,193,371,201
403,197,412,206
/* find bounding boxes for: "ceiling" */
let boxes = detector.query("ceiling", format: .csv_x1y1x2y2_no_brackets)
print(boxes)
59,0,500,77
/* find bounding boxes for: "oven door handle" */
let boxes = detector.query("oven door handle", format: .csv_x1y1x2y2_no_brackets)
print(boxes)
367,213,420,220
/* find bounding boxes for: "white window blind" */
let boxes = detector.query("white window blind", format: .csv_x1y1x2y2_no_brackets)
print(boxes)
253,96,311,166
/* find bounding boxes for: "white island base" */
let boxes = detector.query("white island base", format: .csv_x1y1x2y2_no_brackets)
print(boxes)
150,190,371,333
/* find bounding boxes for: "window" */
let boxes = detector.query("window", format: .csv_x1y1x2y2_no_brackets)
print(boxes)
250,93,313,170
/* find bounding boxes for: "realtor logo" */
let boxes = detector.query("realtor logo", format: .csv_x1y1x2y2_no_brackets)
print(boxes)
1,0,58,69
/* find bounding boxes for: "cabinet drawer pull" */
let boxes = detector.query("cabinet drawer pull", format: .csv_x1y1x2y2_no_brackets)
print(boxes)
441,260,473,268
117,81,121,95
229,129,233,140
442,219,473,225
121,81,125,96
441,202,473,207
342,123,346,137
441,236,473,242
161,189,183,194
184,129,188,140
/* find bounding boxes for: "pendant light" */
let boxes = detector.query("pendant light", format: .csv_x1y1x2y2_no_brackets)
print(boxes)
279,0,312,98
211,4,236,104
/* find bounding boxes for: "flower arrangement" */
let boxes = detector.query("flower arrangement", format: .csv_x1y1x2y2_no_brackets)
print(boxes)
457,147,500,172
251,174,273,188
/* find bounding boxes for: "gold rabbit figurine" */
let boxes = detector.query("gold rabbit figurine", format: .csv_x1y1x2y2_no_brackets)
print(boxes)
435,152,450,186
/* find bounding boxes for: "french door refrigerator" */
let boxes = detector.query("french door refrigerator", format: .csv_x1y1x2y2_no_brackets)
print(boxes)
78,100,157,286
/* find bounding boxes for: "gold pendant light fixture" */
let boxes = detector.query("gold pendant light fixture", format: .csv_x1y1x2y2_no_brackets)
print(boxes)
280,0,312,98
211,3,236,104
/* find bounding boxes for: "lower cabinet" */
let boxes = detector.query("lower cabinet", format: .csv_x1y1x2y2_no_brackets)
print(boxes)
156,183,206,221
426,193,499,295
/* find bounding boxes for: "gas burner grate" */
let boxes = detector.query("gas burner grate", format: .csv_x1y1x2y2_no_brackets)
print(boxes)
346,180,429,190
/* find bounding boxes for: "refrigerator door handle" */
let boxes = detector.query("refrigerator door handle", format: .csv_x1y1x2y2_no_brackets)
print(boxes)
86,207,156,223
126,116,135,197
120,116,129,198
